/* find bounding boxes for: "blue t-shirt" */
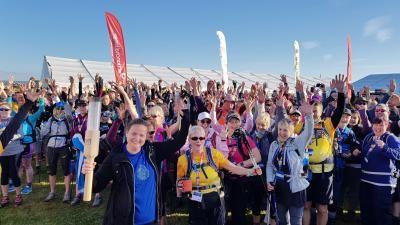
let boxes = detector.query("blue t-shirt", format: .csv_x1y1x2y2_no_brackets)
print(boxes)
124,146,157,225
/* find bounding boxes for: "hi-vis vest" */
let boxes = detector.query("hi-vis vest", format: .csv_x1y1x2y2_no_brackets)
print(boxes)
308,118,335,173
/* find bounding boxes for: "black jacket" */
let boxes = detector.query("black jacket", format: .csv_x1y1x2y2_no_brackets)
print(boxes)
0,100,33,152
92,110,190,225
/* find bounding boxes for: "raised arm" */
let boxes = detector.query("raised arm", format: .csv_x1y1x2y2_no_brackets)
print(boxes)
330,74,346,129
115,84,138,120
1,92,39,153
154,109,190,162
293,103,314,155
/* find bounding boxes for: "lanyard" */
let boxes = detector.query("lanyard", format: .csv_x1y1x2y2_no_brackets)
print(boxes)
77,116,87,133
192,152,204,187
276,141,286,171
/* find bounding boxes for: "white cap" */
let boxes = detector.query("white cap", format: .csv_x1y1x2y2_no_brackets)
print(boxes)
197,112,211,121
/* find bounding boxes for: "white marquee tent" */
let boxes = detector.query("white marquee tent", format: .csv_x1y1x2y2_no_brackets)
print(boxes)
41,56,329,90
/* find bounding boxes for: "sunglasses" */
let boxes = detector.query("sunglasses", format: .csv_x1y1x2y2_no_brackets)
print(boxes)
148,131,155,135
191,137,205,141
375,109,386,113
357,102,367,105
150,115,158,118
147,104,155,108
0,108,10,112
55,107,64,110
200,119,211,124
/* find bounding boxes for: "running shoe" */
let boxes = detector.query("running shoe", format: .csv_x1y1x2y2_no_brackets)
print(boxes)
21,185,32,195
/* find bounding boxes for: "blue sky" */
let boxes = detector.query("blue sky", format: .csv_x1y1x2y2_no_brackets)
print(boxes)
1,0,399,81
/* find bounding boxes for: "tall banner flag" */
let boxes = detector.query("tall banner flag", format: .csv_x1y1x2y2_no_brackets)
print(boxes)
105,12,128,86
346,34,352,99
294,40,300,82
216,31,228,93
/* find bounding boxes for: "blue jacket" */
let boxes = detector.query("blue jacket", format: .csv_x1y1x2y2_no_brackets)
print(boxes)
21,98,45,144
361,132,400,187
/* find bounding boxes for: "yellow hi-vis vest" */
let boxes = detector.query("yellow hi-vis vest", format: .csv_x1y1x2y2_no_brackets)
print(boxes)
308,118,335,173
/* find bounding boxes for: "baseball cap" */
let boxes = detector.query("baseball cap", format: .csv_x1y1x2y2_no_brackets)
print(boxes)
197,112,211,121
343,108,352,116
289,109,302,116
224,94,236,102
226,111,241,121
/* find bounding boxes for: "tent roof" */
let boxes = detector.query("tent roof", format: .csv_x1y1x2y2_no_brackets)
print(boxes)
353,73,400,94
41,56,330,89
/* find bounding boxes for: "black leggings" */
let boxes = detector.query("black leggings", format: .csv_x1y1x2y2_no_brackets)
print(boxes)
0,154,22,187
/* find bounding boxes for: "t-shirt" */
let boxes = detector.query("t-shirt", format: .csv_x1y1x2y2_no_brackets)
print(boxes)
177,148,229,187
226,135,257,164
99,122,111,136
124,147,157,225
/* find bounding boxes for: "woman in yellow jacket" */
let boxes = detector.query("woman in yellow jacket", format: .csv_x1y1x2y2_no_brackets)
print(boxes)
177,125,261,225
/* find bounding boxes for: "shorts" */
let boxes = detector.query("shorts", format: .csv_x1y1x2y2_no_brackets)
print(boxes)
21,144,35,160
34,141,42,154
306,171,333,205
47,146,72,176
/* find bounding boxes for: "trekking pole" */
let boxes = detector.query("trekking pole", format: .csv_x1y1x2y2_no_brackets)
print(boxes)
240,131,269,192
264,192,272,225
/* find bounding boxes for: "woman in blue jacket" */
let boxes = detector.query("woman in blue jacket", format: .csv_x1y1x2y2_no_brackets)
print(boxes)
19,97,45,195
360,117,400,225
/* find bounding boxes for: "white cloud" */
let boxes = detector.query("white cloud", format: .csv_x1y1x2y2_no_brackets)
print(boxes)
364,16,393,42
376,29,392,42
302,41,320,50
323,54,333,61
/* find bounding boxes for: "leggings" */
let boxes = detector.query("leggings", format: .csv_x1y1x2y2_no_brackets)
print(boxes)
0,154,22,187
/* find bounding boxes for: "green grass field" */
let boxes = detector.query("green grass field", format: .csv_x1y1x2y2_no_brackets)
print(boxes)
0,168,359,225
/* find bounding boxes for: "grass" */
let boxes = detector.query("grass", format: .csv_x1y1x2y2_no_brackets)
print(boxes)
1,167,360,225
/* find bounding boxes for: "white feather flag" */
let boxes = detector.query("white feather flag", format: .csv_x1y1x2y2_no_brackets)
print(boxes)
216,31,228,93
294,40,300,82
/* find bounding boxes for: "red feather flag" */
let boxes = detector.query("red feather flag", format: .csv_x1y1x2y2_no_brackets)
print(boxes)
105,12,128,86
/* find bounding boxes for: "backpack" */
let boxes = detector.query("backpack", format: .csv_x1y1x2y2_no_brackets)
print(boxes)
308,120,333,164
42,117,71,147
23,119,37,144
184,147,219,179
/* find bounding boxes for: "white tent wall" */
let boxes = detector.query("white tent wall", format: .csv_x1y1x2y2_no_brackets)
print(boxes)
41,56,329,91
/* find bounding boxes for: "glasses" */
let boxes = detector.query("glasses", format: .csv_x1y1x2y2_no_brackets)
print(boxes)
191,137,205,141
200,119,211,124
358,102,367,105
55,107,64,110
375,109,386,113
147,104,155,108
150,115,158,118
148,131,155,135
0,108,10,112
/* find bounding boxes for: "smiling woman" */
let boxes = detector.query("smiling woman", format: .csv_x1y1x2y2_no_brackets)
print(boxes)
176,125,261,225
0,91,39,207
82,110,190,225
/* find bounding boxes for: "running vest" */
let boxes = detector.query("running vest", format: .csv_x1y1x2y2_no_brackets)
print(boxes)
184,147,221,188
308,118,335,173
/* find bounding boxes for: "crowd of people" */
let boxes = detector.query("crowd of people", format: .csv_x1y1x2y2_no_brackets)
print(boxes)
0,73,399,225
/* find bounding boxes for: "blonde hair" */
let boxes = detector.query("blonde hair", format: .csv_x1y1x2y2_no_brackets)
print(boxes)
277,118,294,134
256,113,271,128
148,105,165,120
188,125,205,138
376,103,389,112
